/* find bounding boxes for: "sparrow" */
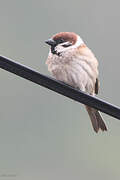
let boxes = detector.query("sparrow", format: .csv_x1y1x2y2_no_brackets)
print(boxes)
45,32,107,133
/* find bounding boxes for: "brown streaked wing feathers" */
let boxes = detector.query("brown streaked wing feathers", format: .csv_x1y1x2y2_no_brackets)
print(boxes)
95,78,99,94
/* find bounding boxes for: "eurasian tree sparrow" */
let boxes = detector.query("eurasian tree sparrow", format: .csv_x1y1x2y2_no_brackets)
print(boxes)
45,32,107,133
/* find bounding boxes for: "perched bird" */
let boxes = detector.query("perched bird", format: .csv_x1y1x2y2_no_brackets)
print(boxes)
45,32,107,133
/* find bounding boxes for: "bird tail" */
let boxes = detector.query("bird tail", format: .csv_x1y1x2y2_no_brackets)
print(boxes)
85,105,107,133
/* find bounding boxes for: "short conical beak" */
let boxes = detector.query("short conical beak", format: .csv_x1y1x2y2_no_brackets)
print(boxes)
45,39,56,46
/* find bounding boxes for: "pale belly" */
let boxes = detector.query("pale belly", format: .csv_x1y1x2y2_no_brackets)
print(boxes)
50,62,95,94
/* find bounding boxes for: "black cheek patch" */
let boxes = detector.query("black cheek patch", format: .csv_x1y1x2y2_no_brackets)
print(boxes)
62,42,72,47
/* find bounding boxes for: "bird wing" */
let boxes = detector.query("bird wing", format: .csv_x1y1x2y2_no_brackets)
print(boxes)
95,78,99,94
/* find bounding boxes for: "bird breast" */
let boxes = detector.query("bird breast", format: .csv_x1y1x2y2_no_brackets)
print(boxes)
46,48,98,94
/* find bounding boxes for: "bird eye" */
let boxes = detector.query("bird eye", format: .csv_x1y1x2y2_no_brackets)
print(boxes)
55,38,64,45
58,38,64,43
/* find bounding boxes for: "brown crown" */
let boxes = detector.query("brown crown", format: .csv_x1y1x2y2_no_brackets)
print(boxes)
52,32,77,45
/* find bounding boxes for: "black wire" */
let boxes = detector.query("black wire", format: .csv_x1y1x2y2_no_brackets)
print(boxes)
0,55,120,120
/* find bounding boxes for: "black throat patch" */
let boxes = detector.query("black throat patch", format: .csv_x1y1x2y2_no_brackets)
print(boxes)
51,46,61,56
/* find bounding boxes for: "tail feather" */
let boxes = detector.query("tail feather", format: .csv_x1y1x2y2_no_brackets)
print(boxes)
85,106,107,133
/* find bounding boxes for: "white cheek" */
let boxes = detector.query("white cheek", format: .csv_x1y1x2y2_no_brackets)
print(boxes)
55,45,65,52
64,36,84,50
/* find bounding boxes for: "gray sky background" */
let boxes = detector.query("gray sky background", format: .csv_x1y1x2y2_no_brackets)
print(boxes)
0,1,120,180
